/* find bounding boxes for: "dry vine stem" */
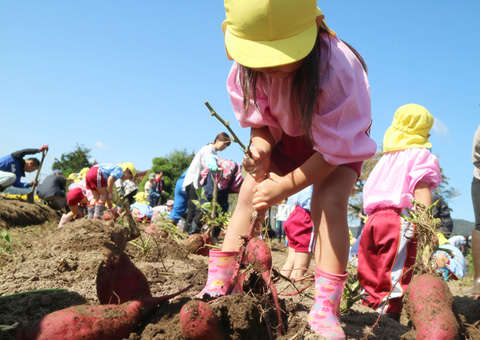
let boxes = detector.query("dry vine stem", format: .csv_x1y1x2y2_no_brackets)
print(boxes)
402,199,441,274
206,101,284,334
205,101,252,157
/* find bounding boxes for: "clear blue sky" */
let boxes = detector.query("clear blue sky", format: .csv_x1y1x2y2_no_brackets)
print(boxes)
1,1,479,222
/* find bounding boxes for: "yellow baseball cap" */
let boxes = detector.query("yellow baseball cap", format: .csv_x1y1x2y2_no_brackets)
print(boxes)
118,162,136,177
222,0,334,68
383,104,434,153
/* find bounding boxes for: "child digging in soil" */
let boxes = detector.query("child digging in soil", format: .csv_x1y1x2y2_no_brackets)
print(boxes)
58,178,93,228
85,162,136,220
197,0,377,338
357,104,442,319
280,185,314,280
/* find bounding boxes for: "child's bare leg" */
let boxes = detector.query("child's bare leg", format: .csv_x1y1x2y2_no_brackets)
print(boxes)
312,166,357,274
96,187,108,203
69,205,80,218
222,174,256,251
280,247,296,279
291,251,314,280
90,190,100,206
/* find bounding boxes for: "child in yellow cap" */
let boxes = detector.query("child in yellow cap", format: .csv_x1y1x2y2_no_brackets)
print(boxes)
85,162,136,219
198,0,377,338
357,104,442,319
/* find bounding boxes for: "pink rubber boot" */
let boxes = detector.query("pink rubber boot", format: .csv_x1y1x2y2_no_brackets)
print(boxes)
307,267,348,340
196,249,244,298
58,214,72,229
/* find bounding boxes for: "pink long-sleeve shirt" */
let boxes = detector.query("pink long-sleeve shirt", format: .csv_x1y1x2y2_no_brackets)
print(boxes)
227,35,377,166
363,148,442,215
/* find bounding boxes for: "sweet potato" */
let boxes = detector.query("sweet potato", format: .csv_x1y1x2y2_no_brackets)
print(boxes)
245,238,283,334
144,223,168,238
405,273,459,340
96,246,151,304
17,285,192,340
180,300,224,340
186,233,213,256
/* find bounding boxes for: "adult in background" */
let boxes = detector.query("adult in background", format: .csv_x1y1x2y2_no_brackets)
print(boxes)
169,169,189,229
448,235,467,255
470,124,480,295
192,156,243,237
37,170,67,210
155,171,165,205
182,132,231,234
0,146,48,192
431,192,454,237
145,173,159,207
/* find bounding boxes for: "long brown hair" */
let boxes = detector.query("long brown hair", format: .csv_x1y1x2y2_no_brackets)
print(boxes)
214,132,231,146
237,27,367,143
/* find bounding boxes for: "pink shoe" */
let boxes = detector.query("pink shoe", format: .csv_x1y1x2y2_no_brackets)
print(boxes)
58,214,72,229
196,249,244,298
307,267,348,340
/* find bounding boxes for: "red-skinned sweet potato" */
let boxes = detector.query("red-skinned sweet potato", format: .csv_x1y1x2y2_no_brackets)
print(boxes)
186,233,213,256
180,300,224,340
17,285,192,340
96,246,151,304
144,223,168,238
246,238,283,334
405,273,459,340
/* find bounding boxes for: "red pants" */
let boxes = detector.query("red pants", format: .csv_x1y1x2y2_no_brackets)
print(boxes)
284,206,315,252
85,166,106,190
357,208,417,314
270,133,363,176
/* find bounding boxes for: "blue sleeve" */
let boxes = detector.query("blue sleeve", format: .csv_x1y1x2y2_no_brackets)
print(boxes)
149,188,160,198
99,164,124,180
13,176,29,188
109,165,124,180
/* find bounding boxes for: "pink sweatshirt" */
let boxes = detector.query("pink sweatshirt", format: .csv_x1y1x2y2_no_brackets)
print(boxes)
363,148,442,215
227,36,377,166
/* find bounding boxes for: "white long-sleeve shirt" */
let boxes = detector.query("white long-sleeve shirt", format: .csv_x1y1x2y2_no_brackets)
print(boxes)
183,144,216,190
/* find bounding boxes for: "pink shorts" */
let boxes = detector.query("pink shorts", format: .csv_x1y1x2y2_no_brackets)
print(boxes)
284,206,316,252
270,133,362,176
86,166,106,190
67,187,85,206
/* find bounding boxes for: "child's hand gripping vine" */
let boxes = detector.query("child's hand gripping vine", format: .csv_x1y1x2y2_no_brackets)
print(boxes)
402,199,442,274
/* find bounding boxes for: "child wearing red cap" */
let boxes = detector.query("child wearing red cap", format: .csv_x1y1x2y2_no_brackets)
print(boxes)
198,0,377,338
58,179,94,228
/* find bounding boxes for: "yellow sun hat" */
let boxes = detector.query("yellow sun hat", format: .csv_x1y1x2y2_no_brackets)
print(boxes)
383,104,434,153
118,162,136,177
134,191,147,204
437,232,449,246
78,167,90,180
67,173,78,181
222,0,335,68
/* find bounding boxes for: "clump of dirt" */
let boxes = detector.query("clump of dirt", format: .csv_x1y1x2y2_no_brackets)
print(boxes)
0,196,60,228
0,197,479,340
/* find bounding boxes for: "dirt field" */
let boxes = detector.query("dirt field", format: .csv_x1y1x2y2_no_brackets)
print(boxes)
0,196,479,339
